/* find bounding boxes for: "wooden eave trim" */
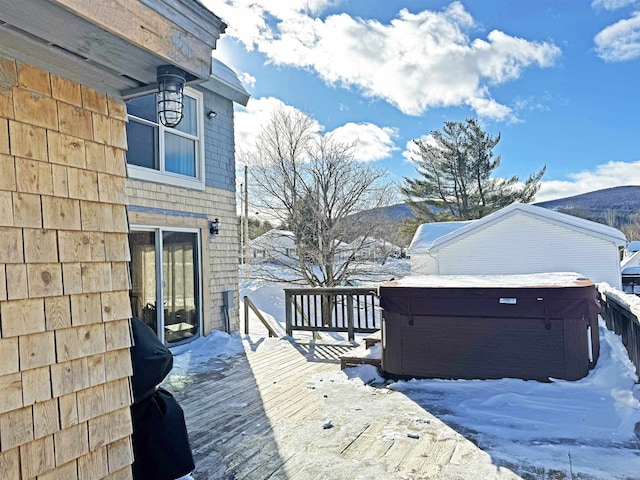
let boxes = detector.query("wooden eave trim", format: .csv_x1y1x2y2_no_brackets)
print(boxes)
49,0,214,79
140,0,227,47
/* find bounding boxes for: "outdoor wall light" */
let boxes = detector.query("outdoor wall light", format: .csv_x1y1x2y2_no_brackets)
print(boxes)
157,65,186,128
207,110,217,119
209,218,220,235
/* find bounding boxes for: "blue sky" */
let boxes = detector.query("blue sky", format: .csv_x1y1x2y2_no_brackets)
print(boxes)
203,0,640,202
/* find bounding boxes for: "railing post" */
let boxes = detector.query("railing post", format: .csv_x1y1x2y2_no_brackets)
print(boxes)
347,294,354,341
244,295,249,334
285,290,292,337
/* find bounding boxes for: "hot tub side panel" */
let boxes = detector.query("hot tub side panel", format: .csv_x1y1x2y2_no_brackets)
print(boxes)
382,314,569,380
380,284,599,381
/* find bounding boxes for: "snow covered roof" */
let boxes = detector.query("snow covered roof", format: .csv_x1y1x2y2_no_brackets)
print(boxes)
417,203,626,254
384,271,591,288
626,240,640,254
622,266,640,275
201,58,250,106
407,220,473,254
621,250,640,270
350,236,401,250
250,229,295,247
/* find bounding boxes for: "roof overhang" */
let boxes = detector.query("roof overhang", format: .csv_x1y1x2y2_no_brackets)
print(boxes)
201,58,250,106
0,0,226,98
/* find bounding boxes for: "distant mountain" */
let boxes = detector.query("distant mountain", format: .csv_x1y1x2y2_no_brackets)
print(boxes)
535,185,640,213
353,185,640,230
350,202,416,223
535,185,640,224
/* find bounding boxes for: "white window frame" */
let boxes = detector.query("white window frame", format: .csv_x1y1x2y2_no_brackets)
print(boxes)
126,87,206,191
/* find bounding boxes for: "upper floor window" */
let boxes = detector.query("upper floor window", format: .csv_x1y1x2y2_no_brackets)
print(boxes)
125,88,205,190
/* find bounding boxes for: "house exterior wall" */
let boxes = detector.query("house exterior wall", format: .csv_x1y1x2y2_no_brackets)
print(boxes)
125,87,240,335
0,57,134,479
430,213,622,288
409,253,437,275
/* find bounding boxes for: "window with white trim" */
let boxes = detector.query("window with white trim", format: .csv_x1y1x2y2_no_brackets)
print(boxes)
125,88,205,190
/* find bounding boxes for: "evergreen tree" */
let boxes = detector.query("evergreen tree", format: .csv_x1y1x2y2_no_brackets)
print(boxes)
402,118,545,222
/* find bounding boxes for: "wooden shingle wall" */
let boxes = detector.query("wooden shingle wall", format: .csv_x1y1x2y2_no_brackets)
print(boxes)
0,56,134,480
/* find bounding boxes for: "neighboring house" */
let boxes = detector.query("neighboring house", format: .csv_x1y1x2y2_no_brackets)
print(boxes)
125,58,249,344
350,236,402,261
407,221,473,260
249,229,298,264
250,229,363,265
621,249,640,294
0,1,231,478
407,203,626,288
625,240,640,257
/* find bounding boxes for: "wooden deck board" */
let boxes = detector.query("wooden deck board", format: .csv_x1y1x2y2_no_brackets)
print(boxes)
166,338,522,480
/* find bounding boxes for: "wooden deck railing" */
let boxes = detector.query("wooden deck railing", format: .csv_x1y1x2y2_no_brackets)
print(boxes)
244,295,279,337
284,287,380,341
598,287,640,372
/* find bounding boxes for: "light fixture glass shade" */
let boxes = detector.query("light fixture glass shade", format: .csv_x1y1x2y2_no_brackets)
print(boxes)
157,65,186,128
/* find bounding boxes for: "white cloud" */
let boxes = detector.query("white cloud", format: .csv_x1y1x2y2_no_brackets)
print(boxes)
203,1,560,120
202,0,336,47
402,134,436,162
238,72,256,89
534,161,640,202
235,97,397,164
594,11,640,61
234,97,323,161
329,123,399,162
591,0,638,10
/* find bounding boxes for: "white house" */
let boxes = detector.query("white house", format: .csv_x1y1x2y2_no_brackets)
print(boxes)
249,229,298,264
349,236,402,261
407,203,627,288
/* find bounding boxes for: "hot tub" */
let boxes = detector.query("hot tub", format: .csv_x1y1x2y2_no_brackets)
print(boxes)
378,273,600,381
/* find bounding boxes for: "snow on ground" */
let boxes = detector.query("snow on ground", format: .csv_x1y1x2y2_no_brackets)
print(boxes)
169,260,640,479
385,319,640,478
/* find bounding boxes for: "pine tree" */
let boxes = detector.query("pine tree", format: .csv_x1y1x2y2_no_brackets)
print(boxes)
402,118,545,222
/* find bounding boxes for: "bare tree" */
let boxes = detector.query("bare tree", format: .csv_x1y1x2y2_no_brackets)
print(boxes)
245,108,395,287
621,212,640,240
602,209,618,228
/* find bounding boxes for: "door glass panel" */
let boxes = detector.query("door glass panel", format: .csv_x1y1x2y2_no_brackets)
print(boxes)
129,231,158,333
163,231,199,343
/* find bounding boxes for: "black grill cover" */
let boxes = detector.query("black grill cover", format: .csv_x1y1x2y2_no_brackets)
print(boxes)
131,388,195,480
130,316,173,404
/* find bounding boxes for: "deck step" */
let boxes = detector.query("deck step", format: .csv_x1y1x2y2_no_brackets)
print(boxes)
340,339,381,370
364,330,381,349
340,355,381,370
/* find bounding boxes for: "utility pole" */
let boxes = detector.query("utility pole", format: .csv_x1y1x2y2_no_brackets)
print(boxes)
240,182,244,269
244,165,250,281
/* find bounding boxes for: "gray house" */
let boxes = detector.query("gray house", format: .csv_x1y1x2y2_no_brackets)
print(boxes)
126,61,250,344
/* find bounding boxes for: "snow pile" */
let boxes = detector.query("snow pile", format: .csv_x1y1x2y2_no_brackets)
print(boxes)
169,329,244,376
599,281,640,315
390,271,589,288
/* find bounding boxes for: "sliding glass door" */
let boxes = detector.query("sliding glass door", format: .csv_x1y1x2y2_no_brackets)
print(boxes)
129,228,201,344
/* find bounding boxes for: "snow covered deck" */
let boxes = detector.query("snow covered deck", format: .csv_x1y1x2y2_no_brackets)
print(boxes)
165,337,521,479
